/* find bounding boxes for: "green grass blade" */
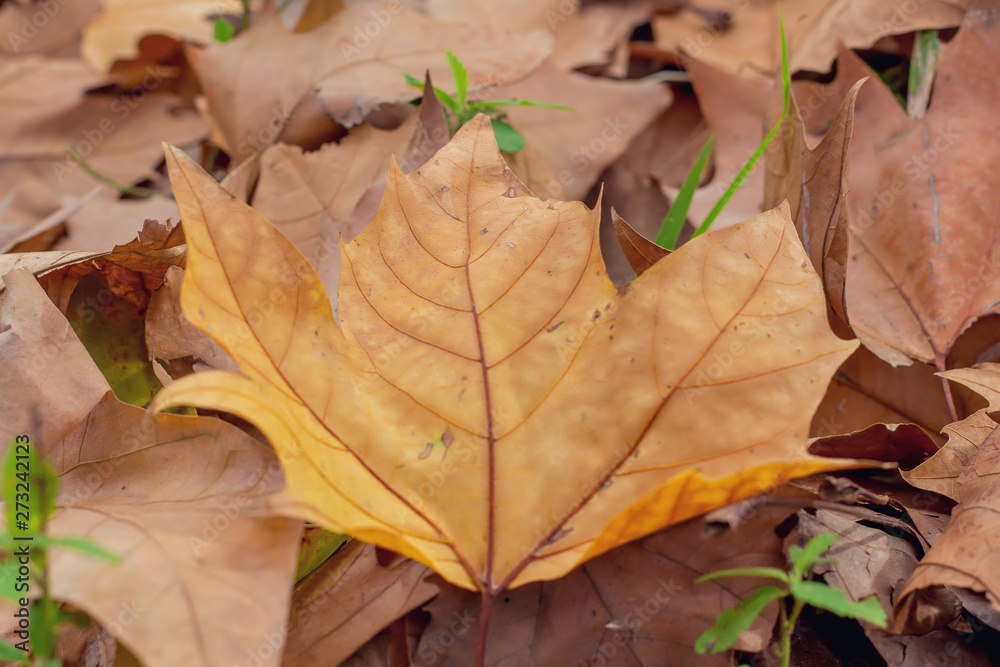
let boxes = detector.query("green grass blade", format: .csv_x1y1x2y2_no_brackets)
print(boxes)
691,9,791,240
656,135,713,249
696,566,790,584
445,51,468,109
469,99,575,112
907,30,939,118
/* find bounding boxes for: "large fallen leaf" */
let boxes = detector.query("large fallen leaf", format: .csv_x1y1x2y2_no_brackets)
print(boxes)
153,115,862,595
895,364,1000,633
822,8,1000,369
188,4,552,160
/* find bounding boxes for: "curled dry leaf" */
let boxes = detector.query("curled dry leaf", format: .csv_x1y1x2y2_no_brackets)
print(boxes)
896,364,1000,633
902,365,1000,501
765,77,865,326
188,4,553,160
153,115,863,596
611,209,670,277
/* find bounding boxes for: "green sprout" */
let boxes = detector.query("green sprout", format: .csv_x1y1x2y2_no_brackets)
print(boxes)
656,11,793,250
405,51,574,153
1,440,119,666
695,533,886,667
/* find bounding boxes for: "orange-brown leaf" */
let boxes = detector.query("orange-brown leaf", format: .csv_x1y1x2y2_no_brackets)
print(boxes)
153,116,863,594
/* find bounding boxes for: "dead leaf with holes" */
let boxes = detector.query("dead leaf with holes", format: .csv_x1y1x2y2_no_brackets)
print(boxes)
152,116,866,634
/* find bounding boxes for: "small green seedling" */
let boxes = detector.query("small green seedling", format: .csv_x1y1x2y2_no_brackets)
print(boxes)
695,533,886,667
405,51,574,153
1,440,119,666
656,11,793,250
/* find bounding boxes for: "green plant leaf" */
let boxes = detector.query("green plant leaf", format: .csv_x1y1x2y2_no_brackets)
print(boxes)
0,640,28,665
48,536,120,563
696,567,790,584
695,585,786,654
491,119,525,153
656,135,713,250
469,99,576,112
30,596,60,660
403,73,460,111
445,50,468,109
789,581,887,626
213,18,235,43
789,533,838,579
3,439,58,535
0,558,24,604
691,8,791,240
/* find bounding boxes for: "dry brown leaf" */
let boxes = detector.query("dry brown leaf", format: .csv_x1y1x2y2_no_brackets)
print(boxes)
652,0,969,76
766,78,865,325
283,541,438,666
0,250,107,291
612,210,670,278
44,394,302,667
488,61,672,200
251,116,422,301
902,365,1000,501
188,4,552,160
820,9,1000,370
153,116,864,598
811,344,955,442
81,0,242,71
423,0,574,31
0,0,101,57
0,268,110,445
0,78,205,240
809,422,938,469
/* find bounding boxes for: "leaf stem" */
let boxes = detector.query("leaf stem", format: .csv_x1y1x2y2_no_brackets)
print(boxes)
476,591,494,667
66,146,155,198
779,597,805,667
